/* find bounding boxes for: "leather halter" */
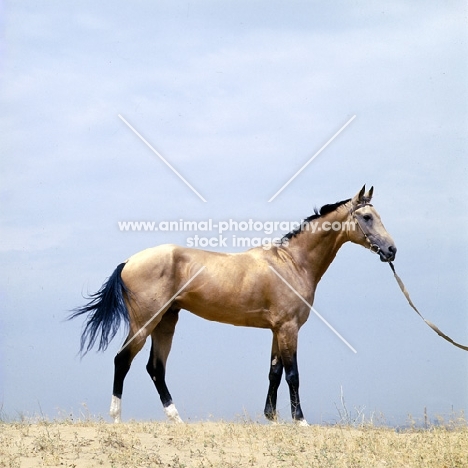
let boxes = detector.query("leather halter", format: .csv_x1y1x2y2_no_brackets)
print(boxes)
348,202,381,254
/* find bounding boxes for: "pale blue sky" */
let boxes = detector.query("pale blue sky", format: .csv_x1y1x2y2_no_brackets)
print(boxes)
1,1,467,425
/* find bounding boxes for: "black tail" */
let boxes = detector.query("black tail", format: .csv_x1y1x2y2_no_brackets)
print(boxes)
69,263,129,355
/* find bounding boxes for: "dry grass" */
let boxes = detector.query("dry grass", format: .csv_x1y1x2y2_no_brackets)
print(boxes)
1,416,467,468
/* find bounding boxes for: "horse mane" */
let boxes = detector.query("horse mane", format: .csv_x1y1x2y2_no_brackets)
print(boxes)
281,198,351,243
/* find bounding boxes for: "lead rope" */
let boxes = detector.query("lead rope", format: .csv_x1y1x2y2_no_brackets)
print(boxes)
389,262,468,352
350,205,467,350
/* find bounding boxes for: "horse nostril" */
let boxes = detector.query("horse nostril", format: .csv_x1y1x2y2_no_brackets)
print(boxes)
389,245,397,254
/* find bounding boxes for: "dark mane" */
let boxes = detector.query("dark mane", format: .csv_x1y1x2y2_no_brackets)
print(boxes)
281,198,351,243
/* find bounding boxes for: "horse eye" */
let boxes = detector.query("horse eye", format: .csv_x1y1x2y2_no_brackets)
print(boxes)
363,215,372,222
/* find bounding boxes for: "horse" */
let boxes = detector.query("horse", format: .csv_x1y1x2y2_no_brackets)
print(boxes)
70,185,396,425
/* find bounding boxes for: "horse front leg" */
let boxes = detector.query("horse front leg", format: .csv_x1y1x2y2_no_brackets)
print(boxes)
277,324,308,426
284,352,307,425
264,333,283,421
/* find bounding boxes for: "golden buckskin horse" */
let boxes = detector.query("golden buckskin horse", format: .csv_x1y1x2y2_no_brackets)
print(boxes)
71,186,396,425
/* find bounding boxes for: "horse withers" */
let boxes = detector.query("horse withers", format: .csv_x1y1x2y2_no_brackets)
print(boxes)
70,186,396,425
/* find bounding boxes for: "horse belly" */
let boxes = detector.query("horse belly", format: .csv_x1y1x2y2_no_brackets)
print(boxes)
178,298,272,329
171,246,274,328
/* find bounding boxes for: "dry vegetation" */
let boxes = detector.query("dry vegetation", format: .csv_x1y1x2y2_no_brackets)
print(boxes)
1,416,467,468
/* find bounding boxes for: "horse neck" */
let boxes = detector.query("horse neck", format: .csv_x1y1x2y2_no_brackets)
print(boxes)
284,206,351,284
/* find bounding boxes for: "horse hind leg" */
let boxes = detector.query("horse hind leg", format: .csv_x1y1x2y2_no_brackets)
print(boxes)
146,307,183,423
110,331,147,423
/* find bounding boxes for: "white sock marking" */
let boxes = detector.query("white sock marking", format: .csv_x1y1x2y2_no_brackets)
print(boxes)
109,395,122,423
164,403,183,423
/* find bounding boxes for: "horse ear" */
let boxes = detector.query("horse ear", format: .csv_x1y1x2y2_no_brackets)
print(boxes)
365,186,374,201
352,185,366,205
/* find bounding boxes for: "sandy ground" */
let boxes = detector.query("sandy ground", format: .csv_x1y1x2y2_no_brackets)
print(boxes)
1,419,468,467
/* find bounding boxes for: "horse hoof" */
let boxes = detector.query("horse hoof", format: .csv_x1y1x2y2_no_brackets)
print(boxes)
109,395,122,423
164,403,184,424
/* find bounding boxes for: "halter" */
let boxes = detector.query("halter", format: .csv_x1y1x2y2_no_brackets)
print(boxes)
348,202,382,255
349,195,468,352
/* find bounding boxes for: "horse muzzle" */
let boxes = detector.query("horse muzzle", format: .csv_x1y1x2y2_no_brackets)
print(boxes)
378,245,397,262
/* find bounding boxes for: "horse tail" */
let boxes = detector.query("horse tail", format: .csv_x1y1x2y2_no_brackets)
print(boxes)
69,263,130,355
